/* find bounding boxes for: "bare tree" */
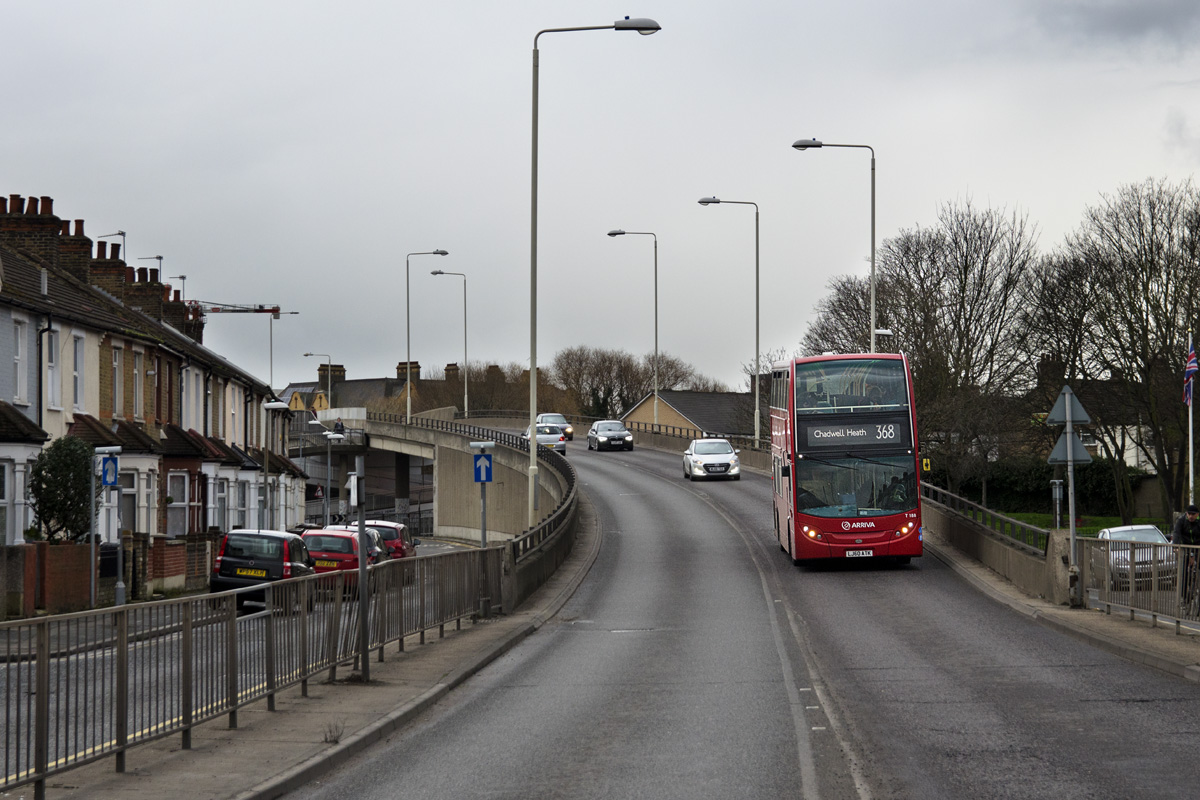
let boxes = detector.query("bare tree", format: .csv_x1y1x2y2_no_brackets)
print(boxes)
800,275,871,357
1054,178,1200,515
549,346,720,418
802,200,1040,492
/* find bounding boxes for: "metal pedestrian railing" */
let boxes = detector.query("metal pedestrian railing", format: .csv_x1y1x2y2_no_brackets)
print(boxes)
921,483,1049,554
0,547,504,799
1080,538,1200,631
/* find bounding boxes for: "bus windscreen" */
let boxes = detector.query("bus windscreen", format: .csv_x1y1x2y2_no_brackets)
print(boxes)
795,358,909,414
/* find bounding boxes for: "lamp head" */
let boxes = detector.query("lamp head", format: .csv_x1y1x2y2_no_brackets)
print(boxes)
792,138,823,150
431,269,445,275
303,352,314,357
607,229,626,237
433,250,448,256
614,16,660,34
698,196,720,206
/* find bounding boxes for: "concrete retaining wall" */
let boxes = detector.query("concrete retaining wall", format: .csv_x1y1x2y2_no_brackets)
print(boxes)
365,417,569,545
923,500,1071,604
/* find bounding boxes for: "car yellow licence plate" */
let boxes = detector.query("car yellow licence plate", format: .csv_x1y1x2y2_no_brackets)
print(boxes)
235,567,267,577
846,550,873,558
316,560,337,568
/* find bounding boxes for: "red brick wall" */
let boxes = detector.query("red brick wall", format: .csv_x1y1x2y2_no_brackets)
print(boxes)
151,537,187,581
43,544,92,614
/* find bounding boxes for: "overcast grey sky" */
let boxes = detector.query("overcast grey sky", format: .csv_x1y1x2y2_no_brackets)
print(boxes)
4,1,1199,393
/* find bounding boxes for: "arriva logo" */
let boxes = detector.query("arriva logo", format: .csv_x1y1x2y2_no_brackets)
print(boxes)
841,521,875,530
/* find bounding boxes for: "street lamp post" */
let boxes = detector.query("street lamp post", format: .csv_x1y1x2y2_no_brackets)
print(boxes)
406,251,449,423
792,138,877,353
261,310,296,529
304,352,333,526
431,269,470,418
262,400,289,529
606,230,659,429
698,197,761,448
529,15,660,526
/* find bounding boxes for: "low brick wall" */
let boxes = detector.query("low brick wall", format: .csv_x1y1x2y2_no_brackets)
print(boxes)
43,543,92,614
149,537,187,593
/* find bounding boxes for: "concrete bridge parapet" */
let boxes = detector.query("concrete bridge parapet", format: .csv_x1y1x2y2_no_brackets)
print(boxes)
362,416,569,545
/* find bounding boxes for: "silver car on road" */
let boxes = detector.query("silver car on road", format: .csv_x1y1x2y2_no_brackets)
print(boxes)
523,424,567,455
683,438,741,481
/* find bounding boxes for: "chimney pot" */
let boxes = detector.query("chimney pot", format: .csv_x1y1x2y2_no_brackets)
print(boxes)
150,268,159,282
40,197,53,216
25,197,38,215
137,267,149,283
173,290,181,302
125,267,135,283
74,220,85,236
60,221,70,235
10,195,24,214
111,242,121,260
97,241,108,259
0,197,7,214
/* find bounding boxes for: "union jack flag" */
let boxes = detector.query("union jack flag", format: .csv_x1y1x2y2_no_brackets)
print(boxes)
1185,340,1198,406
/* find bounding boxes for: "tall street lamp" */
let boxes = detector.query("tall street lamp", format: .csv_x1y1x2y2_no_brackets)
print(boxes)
261,310,296,529
529,15,660,526
406,250,449,423
606,229,659,428
792,138,877,352
698,197,761,448
304,352,334,526
262,399,290,529
431,269,470,418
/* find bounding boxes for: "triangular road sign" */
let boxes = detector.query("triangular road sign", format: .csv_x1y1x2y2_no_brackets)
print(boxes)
1048,431,1092,465
1045,385,1091,426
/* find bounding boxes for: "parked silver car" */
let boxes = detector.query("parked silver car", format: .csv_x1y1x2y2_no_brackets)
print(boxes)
523,424,567,455
682,438,741,481
1093,524,1175,590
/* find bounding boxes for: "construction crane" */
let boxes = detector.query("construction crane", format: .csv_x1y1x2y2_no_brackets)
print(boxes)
186,301,282,323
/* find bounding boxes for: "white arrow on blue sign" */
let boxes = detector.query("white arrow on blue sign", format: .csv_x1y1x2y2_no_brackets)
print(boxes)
474,453,493,483
101,456,119,486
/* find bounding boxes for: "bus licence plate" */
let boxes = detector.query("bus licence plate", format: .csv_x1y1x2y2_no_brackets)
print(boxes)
846,550,873,558
235,568,267,577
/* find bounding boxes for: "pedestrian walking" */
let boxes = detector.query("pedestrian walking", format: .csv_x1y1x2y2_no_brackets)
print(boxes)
1172,505,1200,610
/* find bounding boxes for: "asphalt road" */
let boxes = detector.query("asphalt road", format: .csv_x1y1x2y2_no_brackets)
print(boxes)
291,440,1200,799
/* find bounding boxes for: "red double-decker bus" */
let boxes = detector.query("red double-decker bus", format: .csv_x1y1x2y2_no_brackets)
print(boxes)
769,353,923,564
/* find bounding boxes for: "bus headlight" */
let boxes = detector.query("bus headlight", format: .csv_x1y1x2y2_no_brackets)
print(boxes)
801,524,822,540
895,522,916,537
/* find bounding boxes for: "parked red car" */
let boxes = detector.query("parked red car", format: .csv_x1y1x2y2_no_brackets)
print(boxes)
301,530,375,574
330,521,417,560
365,520,418,559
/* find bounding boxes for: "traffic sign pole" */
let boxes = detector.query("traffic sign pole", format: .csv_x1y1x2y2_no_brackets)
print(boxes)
91,446,121,608
470,442,495,618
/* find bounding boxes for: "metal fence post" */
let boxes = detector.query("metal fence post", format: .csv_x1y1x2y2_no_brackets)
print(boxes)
115,608,129,772
182,601,193,749
34,620,49,800
265,585,277,712
226,600,239,729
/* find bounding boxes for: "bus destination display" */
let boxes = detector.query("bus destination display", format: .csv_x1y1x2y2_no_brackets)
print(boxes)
800,415,911,450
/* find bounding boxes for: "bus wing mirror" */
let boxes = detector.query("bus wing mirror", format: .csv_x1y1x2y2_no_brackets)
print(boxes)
781,463,790,478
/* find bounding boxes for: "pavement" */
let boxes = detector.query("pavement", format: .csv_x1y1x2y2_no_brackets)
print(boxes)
40,494,1200,800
